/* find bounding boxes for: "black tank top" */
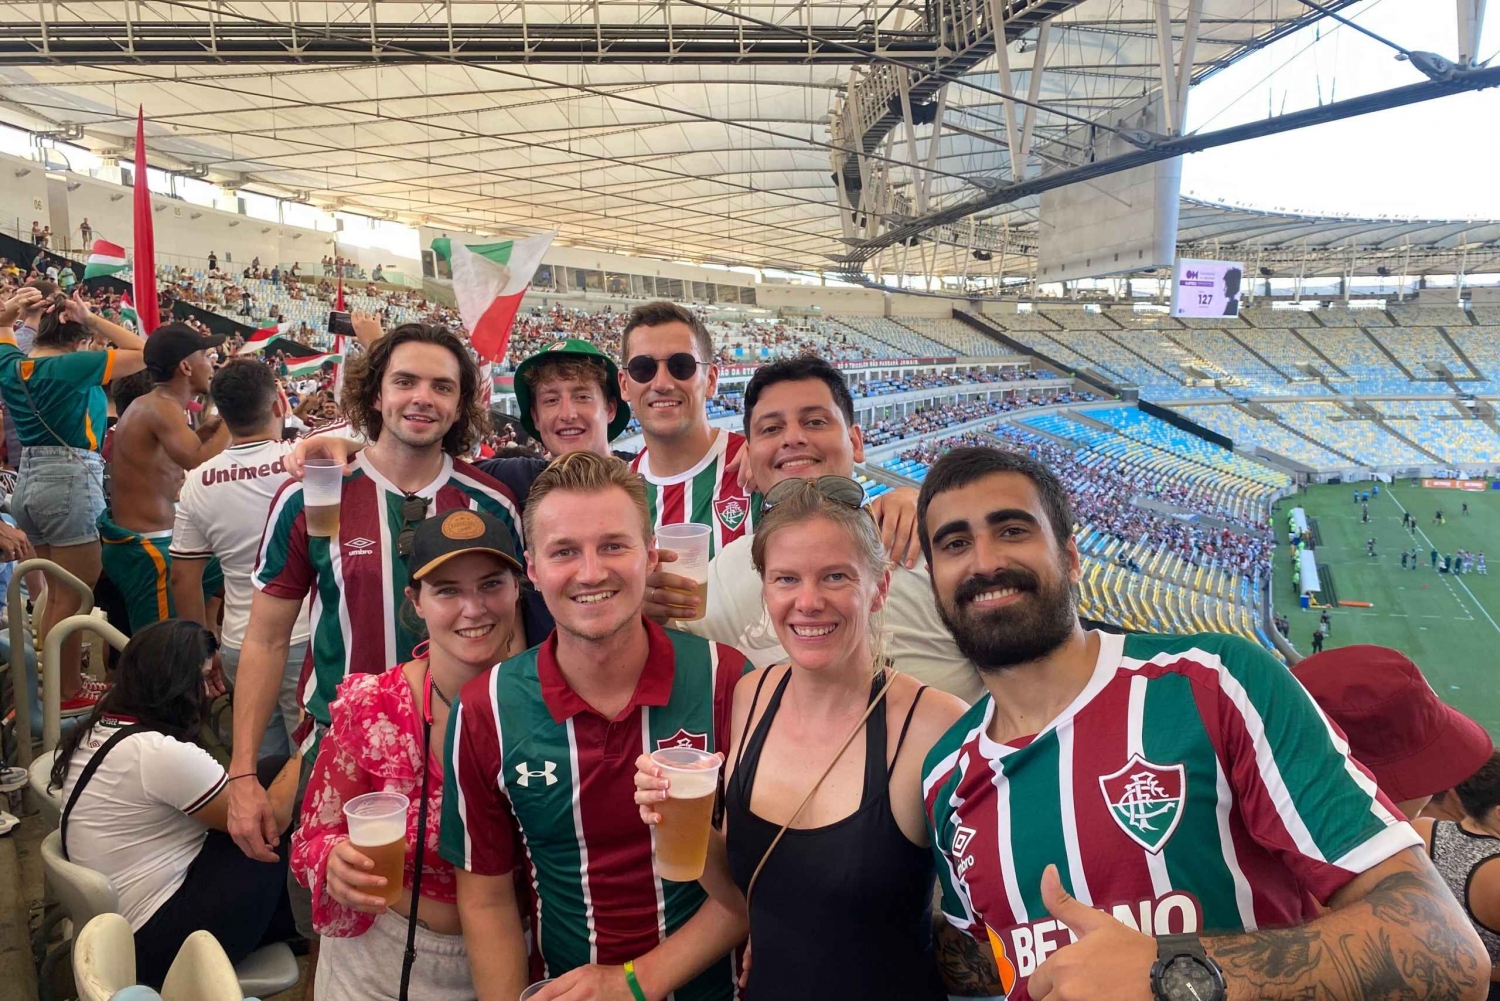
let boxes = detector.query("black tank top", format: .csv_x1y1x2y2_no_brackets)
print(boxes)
725,669,945,1001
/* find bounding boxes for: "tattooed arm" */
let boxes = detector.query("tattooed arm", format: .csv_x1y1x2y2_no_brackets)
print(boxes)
1208,847,1489,1001
935,914,1006,997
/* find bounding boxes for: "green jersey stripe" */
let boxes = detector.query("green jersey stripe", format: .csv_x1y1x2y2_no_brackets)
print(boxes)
1004,733,1067,920
1211,749,1258,929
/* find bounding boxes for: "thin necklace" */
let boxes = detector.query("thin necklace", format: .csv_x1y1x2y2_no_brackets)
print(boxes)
430,674,452,708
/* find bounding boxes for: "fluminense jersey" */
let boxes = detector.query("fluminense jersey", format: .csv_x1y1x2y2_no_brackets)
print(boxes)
440,618,750,1000
254,451,522,750
630,429,759,559
923,631,1418,1001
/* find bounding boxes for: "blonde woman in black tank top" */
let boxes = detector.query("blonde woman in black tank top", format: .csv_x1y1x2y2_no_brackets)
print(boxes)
633,479,969,1000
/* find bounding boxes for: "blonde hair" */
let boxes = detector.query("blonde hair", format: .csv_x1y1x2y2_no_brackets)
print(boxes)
750,481,890,669
523,450,653,552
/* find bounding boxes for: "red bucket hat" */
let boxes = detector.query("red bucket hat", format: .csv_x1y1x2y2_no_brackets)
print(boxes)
1292,645,1493,803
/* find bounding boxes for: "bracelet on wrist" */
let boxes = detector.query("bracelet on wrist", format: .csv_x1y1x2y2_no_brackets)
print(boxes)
623,960,648,1001
225,772,259,783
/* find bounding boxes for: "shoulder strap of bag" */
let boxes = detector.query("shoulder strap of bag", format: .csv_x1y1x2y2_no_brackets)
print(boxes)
61,722,159,861
400,715,435,1001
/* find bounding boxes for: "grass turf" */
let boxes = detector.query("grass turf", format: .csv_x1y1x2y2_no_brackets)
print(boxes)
1273,482,1500,740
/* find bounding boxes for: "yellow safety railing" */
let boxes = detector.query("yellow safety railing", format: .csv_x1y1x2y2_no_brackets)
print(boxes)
6,559,95,767
42,615,128,754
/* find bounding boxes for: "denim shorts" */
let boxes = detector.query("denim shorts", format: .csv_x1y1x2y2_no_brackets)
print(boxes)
12,446,106,547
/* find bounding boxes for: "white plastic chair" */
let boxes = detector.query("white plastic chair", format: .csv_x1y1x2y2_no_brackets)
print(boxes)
158,931,245,1001
73,913,136,1001
28,747,62,827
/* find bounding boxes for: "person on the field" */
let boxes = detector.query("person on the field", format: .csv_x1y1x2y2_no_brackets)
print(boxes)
1311,623,1325,653
1367,537,1376,557
913,446,1485,1001
1401,550,1409,570
1433,547,1440,568
1464,502,1470,516
441,452,752,1001
632,477,970,1000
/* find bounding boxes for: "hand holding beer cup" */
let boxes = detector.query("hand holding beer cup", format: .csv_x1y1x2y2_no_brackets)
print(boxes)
643,550,703,623
326,838,395,913
634,748,722,882
651,524,711,622
340,791,409,908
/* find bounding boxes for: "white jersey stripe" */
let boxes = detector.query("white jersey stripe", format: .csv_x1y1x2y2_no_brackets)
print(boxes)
565,717,599,963
641,706,669,949
1301,691,1400,828
1213,753,1257,931
939,751,980,932
449,701,473,873
988,755,1028,924
1127,675,1173,898
1121,646,1326,863
1055,717,1093,906
330,520,355,691
253,481,301,582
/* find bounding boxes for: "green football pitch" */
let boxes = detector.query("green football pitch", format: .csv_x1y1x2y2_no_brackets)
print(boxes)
1273,482,1500,739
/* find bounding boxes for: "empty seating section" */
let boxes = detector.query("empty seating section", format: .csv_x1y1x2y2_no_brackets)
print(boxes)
1446,327,1500,382
897,317,1008,356
1174,405,1350,469
1105,329,1224,400
1043,331,1200,396
1175,314,1249,329
1376,401,1500,464
830,316,952,357
1041,309,1119,330
1301,327,1411,393
1468,307,1500,325
985,310,1061,331
1317,306,1393,327
1007,330,1132,382
1241,307,1319,328
1390,304,1472,327
1227,328,1330,391
1081,407,1289,490
1371,327,1478,379
1167,328,1296,395
1266,402,1432,466
1105,309,1182,330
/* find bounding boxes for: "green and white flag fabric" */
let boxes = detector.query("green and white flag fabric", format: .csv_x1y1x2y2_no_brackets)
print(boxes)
283,350,343,378
83,239,128,279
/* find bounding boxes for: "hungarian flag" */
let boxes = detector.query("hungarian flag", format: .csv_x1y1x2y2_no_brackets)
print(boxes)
449,232,555,362
132,107,161,335
283,350,343,378
238,321,290,354
83,239,128,280
118,291,140,330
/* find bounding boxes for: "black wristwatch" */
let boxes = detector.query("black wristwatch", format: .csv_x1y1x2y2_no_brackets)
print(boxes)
1150,933,1226,1001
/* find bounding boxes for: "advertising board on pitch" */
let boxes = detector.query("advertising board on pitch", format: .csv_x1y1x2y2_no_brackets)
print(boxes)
1171,258,1245,318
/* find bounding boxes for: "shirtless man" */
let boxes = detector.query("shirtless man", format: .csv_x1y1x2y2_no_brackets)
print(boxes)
99,322,230,631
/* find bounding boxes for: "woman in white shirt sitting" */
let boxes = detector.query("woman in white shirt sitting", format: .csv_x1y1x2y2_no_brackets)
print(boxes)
50,619,302,986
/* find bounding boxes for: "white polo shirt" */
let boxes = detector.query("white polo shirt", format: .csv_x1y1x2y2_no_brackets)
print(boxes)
170,439,312,651
679,532,986,704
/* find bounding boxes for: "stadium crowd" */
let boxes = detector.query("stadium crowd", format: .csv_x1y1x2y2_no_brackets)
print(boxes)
0,253,1495,1001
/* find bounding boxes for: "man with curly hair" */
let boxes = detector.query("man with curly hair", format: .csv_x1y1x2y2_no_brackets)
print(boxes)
226,322,526,867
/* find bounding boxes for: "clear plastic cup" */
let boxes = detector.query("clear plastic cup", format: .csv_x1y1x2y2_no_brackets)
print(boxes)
519,981,555,1001
649,747,722,881
343,791,409,905
657,522,711,621
303,458,344,537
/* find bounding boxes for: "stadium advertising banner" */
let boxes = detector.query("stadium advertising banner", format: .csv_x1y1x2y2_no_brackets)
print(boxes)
1171,258,1245,318
1422,478,1489,491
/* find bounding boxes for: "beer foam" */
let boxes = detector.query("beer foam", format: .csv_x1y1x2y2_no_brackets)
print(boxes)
347,813,406,847
662,760,719,799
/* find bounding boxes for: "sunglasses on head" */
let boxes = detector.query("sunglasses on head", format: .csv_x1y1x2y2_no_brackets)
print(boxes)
760,474,866,513
395,494,430,558
625,353,706,384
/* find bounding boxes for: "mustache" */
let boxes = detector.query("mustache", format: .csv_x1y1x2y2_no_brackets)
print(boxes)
954,568,1039,607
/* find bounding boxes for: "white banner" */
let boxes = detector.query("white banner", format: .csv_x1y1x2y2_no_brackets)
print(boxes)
1172,258,1245,318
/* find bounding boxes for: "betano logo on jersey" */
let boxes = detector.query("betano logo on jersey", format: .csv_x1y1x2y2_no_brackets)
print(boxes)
1098,754,1186,853
713,494,748,531
995,892,1202,982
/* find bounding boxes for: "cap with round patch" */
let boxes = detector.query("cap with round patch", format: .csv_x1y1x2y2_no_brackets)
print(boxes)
512,337,631,443
441,510,487,541
408,508,523,583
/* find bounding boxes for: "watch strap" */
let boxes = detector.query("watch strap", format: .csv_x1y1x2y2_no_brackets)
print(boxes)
1156,932,1209,963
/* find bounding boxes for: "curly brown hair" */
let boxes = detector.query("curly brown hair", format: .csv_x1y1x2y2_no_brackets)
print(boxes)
339,322,489,456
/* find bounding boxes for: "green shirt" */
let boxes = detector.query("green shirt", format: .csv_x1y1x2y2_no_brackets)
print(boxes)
0,342,115,451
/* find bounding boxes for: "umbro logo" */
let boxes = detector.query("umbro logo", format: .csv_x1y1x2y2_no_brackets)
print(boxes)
344,536,376,556
951,825,977,856
515,761,558,787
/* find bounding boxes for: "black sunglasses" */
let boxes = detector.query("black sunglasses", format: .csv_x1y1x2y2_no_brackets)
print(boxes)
395,494,430,558
625,353,706,384
761,474,867,513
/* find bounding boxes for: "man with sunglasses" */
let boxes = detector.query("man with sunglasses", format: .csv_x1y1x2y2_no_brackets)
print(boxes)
228,323,525,874
675,356,985,703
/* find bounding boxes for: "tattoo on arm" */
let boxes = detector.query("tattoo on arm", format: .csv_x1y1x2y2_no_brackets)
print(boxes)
1208,863,1486,1001
934,915,1005,998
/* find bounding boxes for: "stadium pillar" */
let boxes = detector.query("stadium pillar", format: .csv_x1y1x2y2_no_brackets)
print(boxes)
1458,0,1487,66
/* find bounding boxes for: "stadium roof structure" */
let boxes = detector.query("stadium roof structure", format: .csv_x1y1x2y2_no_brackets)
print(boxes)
0,0,1493,282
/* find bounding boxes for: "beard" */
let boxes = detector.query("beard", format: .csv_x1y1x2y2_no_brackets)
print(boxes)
936,560,1078,672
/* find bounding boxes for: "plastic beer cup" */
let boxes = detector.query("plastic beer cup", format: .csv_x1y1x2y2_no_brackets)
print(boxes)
303,458,344,537
650,747,722,881
343,791,409,906
519,981,555,1000
657,523,711,621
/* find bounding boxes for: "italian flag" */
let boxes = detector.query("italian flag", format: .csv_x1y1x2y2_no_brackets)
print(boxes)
448,232,555,362
238,321,290,354
118,291,139,331
283,350,343,378
83,239,128,279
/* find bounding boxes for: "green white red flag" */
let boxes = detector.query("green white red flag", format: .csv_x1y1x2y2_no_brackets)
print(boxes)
449,231,555,362
118,290,140,330
83,239,128,280
283,350,344,378
238,321,290,354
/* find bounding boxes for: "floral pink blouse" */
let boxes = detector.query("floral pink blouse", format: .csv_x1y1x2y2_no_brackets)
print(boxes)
290,664,454,938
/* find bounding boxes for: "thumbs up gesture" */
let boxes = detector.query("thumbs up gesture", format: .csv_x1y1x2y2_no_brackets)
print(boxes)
1028,865,1156,1001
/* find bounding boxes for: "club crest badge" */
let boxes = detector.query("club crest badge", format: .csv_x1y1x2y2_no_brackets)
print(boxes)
1098,754,1186,854
656,728,708,752
714,494,748,532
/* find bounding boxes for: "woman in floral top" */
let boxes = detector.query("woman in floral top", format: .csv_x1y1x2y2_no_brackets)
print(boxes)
291,510,534,1001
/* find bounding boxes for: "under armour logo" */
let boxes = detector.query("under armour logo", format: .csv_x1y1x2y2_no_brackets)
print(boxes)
515,761,558,787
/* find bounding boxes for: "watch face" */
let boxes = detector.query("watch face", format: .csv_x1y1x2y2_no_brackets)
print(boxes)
1162,956,1219,1001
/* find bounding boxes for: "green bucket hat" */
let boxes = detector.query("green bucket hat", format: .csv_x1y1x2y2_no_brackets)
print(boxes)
512,338,632,443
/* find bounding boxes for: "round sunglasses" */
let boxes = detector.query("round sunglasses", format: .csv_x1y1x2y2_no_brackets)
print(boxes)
625,353,707,384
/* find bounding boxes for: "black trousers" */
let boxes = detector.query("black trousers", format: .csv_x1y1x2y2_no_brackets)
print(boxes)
133,754,299,987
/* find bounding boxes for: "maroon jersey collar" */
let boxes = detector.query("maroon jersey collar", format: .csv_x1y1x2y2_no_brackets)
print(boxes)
537,616,676,723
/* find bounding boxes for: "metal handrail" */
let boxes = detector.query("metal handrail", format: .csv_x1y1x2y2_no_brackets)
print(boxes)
6,559,95,767
42,615,127,753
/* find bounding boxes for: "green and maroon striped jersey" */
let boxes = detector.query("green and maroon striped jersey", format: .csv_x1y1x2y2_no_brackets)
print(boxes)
254,452,522,753
440,618,750,999
923,631,1419,1001
630,429,760,559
